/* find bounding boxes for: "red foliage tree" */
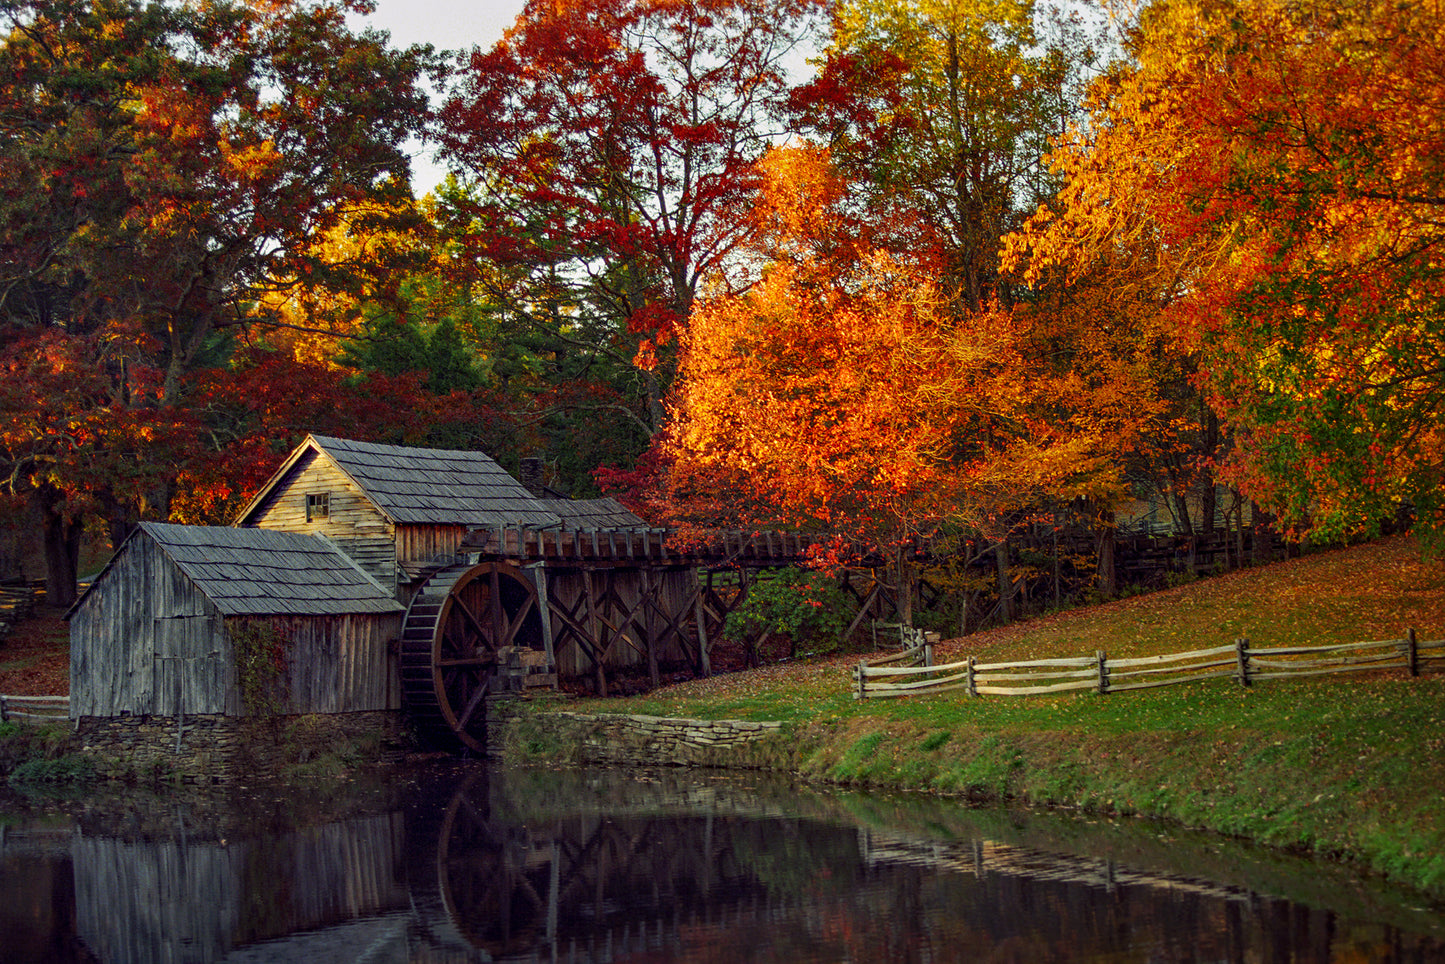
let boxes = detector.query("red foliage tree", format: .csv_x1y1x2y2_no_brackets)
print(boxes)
0,0,436,603
437,0,826,431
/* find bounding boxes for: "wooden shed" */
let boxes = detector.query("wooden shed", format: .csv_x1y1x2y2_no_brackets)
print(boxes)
234,434,561,591
68,522,404,719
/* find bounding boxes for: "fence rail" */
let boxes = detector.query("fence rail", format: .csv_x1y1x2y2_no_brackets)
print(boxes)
853,630,1445,700
866,622,939,669
0,694,69,724
0,584,39,644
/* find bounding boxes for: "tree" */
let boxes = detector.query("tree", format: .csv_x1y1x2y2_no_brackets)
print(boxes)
0,0,437,603
0,328,196,599
1029,0,1445,545
437,0,826,432
775,0,1116,602
171,346,507,526
1001,38,1244,586
790,0,1094,310
666,146,1102,621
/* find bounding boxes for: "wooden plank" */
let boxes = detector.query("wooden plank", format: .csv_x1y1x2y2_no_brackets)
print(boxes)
973,679,1098,696
866,644,931,667
1107,644,1237,668
972,656,1095,672
1107,669,1238,692
1251,663,1402,681
861,680,976,699
860,658,971,678
1248,653,1402,670
1108,658,1236,680
858,670,971,692
1248,639,1401,657
973,668,1099,682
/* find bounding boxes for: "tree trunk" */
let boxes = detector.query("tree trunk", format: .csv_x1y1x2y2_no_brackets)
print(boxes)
33,487,81,610
1095,507,1117,598
894,550,915,628
995,541,1013,624
1052,509,1062,608
1199,405,1219,536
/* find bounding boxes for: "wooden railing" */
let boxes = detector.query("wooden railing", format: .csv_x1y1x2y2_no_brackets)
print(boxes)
0,694,69,724
462,525,937,568
854,630,1445,700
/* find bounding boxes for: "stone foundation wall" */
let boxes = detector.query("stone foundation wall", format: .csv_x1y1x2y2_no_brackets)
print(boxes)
74,711,406,784
488,703,790,769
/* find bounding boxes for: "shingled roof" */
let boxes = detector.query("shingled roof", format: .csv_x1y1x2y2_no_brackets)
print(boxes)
540,497,648,529
84,523,405,617
239,435,563,529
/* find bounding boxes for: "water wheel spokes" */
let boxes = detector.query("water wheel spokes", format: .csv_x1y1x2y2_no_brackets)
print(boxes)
401,562,545,753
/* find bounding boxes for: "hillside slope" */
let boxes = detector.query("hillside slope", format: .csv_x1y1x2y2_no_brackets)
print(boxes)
546,535,1445,895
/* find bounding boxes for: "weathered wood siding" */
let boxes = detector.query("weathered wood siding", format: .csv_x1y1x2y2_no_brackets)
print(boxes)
70,536,231,718
395,524,468,575
70,535,402,718
229,613,402,713
243,449,398,589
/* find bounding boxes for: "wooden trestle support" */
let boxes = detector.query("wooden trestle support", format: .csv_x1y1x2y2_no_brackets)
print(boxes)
400,525,923,750
456,526,899,700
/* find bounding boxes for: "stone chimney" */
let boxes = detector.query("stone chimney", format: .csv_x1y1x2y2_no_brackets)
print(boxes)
519,457,544,497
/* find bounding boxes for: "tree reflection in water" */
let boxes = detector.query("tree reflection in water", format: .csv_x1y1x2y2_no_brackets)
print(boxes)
1,764,1442,962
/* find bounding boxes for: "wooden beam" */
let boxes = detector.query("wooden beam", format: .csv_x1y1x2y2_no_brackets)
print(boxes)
642,568,659,688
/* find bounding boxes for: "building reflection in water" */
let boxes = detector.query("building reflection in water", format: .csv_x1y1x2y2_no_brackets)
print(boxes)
2,765,1441,963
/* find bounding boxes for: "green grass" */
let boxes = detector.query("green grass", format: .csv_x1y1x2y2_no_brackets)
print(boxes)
523,535,1445,896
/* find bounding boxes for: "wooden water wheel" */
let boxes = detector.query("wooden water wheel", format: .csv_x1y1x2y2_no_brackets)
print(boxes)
400,561,546,753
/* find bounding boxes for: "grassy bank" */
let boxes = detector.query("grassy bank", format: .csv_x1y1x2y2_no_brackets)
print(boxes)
531,535,1445,896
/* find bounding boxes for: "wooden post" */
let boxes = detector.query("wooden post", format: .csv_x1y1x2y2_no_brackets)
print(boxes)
526,562,555,670
966,655,977,697
1235,636,1250,687
642,569,660,689
854,662,867,700
585,569,608,697
1407,627,1419,677
698,572,715,676
1095,650,1108,694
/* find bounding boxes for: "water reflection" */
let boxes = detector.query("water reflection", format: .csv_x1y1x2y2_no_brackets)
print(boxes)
2,765,1442,963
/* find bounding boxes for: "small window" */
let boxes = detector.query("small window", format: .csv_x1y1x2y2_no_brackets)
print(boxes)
305,492,330,522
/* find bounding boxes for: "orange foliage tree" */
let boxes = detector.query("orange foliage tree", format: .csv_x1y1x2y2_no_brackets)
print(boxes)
1002,30,1244,571
1021,0,1445,545
665,147,1105,620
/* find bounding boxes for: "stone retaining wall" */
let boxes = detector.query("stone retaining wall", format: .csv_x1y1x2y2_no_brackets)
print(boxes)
74,711,406,784
488,703,790,768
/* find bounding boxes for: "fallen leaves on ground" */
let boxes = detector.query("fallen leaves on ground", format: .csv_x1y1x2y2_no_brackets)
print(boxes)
0,609,70,696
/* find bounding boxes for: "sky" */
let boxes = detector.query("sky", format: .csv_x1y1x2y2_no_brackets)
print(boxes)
358,0,524,53
353,0,530,192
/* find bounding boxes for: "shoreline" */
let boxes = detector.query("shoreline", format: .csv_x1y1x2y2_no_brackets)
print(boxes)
493,691,1445,901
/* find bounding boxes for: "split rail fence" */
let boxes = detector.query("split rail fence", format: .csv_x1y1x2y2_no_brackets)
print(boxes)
0,694,69,725
854,629,1445,700
0,584,38,644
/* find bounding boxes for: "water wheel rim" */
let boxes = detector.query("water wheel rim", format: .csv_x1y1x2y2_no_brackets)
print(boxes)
401,562,544,754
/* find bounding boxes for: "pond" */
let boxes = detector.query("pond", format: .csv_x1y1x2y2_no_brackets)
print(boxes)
1,763,1442,963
